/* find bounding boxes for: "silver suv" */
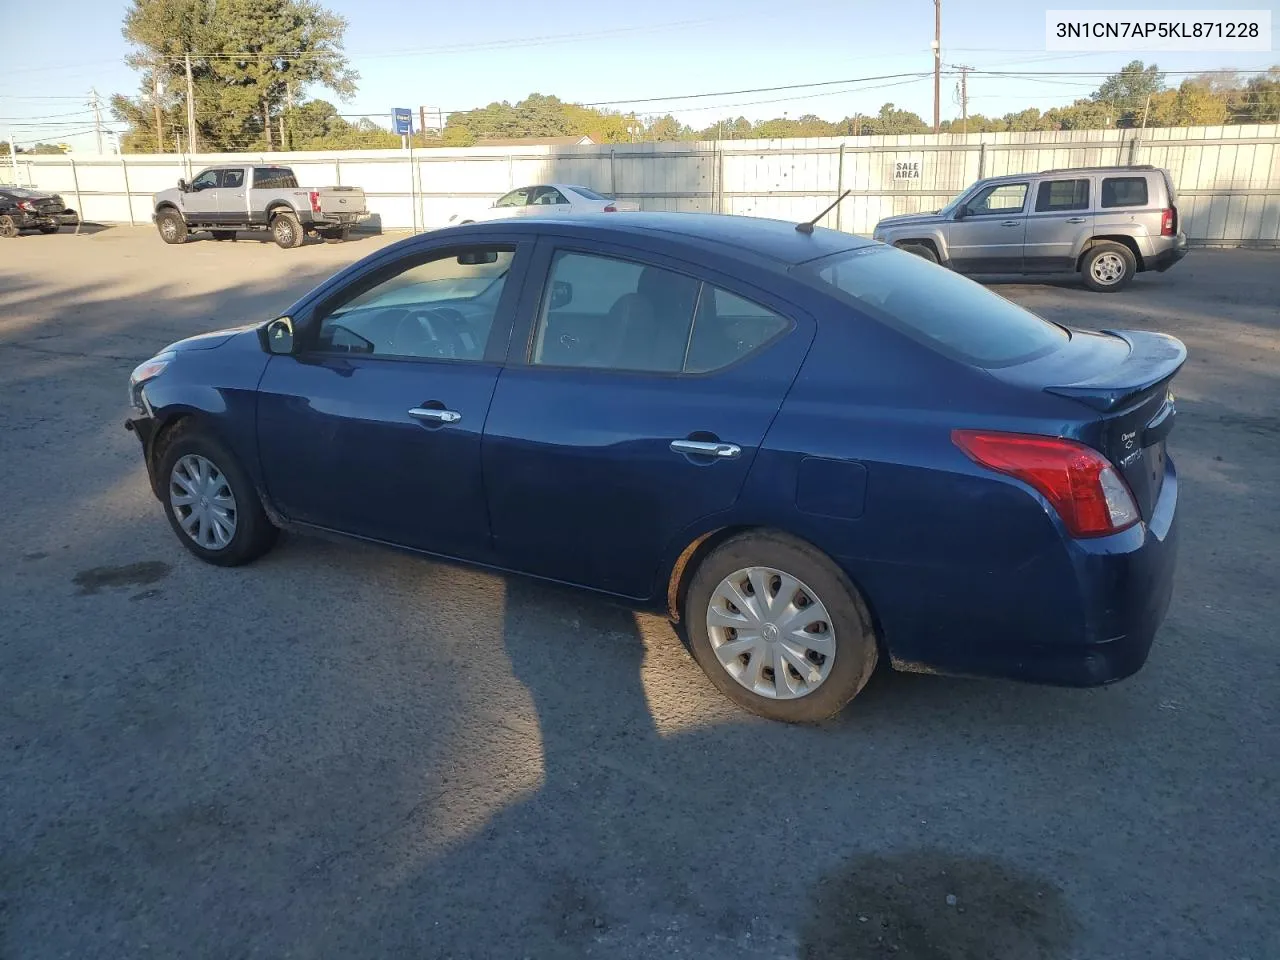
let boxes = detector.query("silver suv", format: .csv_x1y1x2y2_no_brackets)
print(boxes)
872,165,1188,292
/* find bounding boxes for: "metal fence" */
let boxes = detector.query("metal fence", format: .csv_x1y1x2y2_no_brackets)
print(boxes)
9,124,1280,246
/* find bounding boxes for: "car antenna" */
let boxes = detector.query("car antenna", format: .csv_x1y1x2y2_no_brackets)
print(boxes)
795,189,851,234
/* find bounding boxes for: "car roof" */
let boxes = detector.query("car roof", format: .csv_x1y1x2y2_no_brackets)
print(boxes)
982,165,1163,185
449,212,870,265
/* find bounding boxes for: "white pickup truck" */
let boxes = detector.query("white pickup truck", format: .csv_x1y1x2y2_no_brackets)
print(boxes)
152,164,369,248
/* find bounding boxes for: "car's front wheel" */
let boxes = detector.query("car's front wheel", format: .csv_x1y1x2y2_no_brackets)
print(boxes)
685,531,879,723
157,423,278,566
0,215,18,239
1081,242,1137,292
896,241,939,263
156,210,187,244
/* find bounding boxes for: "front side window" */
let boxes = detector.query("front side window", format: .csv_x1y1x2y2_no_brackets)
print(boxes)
530,251,789,374
189,170,219,191
221,169,245,189
315,247,514,361
803,245,1067,368
494,188,531,208
1035,178,1089,212
1101,177,1150,208
965,182,1028,216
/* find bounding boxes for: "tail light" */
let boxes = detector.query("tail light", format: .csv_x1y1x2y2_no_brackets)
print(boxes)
602,204,617,212
1161,207,1176,236
308,190,321,214
952,430,1139,538
19,200,36,212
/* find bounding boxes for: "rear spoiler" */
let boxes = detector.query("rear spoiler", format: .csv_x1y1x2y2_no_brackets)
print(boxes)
1045,330,1187,412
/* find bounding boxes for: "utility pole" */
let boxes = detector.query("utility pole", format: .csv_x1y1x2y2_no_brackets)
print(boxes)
152,64,164,154
8,131,19,183
932,0,942,134
90,88,104,154
419,106,427,139
956,65,971,135
1139,93,1152,131
437,108,444,138
184,53,198,155
280,80,292,151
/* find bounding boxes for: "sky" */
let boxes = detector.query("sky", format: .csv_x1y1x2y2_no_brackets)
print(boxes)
2,0,1277,152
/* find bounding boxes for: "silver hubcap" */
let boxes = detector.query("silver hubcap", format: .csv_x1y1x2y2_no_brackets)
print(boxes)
169,454,237,550
276,221,293,243
161,219,176,239
706,566,835,700
1091,252,1126,284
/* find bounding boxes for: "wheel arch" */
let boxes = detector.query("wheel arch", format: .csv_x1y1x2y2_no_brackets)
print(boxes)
1078,235,1145,271
663,524,888,658
893,237,943,261
266,200,298,220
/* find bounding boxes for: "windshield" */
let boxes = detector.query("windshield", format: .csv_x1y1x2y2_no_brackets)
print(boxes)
801,246,1068,368
937,188,971,217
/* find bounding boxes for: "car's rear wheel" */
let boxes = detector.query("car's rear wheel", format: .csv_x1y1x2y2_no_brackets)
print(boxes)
271,211,304,249
0,216,18,239
1082,242,1136,292
211,230,236,241
156,210,187,244
685,531,878,723
157,424,278,566
897,242,939,263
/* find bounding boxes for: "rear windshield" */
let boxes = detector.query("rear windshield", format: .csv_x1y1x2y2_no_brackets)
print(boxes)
801,246,1068,368
569,186,609,201
3,187,39,198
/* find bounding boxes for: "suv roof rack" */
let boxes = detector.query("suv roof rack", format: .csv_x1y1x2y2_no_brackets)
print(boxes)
1037,164,1156,175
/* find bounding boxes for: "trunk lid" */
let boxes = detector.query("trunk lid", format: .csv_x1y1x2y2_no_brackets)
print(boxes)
318,186,367,217
990,328,1185,520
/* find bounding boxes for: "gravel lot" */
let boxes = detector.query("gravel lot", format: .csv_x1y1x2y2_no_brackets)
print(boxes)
1,226,1277,960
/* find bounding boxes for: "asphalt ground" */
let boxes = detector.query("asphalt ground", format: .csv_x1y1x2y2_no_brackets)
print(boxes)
1,225,1277,959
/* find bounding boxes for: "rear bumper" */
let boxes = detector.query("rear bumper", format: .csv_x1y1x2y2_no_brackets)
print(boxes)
6,212,59,229
1150,235,1188,272
872,455,1179,687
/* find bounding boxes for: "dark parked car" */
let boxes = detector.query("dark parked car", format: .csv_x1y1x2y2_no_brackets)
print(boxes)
0,187,67,237
126,213,1183,722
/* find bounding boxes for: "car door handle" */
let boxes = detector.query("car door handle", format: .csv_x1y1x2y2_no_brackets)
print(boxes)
1064,217,1087,224
670,440,741,459
408,407,461,424
1001,220,1021,226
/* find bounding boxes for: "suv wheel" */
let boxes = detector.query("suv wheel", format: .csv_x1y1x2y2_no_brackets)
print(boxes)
1082,242,1136,292
896,242,939,264
156,210,187,244
271,211,304,249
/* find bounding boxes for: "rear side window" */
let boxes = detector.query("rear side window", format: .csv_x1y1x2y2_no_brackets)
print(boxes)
1101,177,1149,208
1036,178,1089,212
569,186,609,201
253,167,298,189
804,246,1067,368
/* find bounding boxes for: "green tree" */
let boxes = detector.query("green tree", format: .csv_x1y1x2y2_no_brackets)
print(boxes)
1243,67,1280,122
1042,98,1114,130
1093,60,1164,126
112,0,356,152
862,103,929,135
1148,80,1231,127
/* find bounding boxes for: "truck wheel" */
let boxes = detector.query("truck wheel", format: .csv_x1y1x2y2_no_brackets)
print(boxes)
1081,242,1136,292
156,210,187,244
0,216,18,239
271,211,304,249
211,230,236,241
896,242,939,263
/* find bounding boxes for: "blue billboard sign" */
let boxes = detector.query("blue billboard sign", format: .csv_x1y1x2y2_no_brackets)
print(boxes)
391,108,413,136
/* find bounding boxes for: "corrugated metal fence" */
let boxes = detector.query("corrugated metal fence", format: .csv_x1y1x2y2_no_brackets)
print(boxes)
8,124,1280,246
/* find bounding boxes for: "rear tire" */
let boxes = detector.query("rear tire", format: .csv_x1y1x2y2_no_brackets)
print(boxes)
156,423,278,567
0,215,18,239
1081,242,1136,292
684,531,879,723
896,242,939,263
271,211,304,249
156,210,188,244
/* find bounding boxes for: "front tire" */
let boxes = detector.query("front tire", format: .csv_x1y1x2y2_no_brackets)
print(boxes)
896,242,939,263
685,531,879,723
271,211,304,249
1081,242,1136,292
0,215,18,239
157,423,278,567
156,210,188,244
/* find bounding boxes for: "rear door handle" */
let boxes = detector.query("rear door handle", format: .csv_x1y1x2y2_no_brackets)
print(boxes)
670,439,741,459
1065,216,1087,224
408,407,461,424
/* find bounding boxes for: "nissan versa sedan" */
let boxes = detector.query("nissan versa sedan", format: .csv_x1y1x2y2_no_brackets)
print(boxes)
126,213,1183,723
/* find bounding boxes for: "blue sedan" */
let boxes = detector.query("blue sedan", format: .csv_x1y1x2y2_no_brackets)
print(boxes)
126,213,1183,723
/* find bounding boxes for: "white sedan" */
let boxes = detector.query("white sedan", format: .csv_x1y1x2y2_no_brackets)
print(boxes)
448,184,639,224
